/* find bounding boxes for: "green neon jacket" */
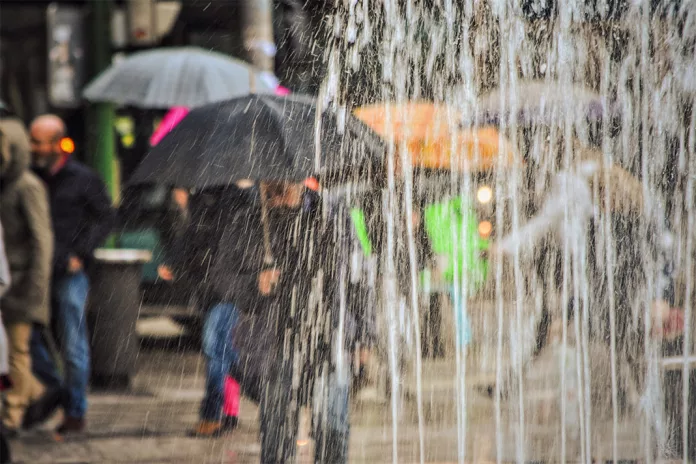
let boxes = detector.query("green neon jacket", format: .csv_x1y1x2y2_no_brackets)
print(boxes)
350,197,488,293
422,197,488,292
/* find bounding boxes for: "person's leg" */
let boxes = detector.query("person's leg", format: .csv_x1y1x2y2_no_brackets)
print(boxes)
313,358,351,464
2,323,44,430
30,325,62,389
222,375,240,429
193,302,238,435
260,357,299,463
53,271,90,428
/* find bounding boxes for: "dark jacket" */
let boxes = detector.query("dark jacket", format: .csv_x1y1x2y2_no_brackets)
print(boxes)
230,195,366,402
0,117,54,326
35,159,116,276
170,186,259,309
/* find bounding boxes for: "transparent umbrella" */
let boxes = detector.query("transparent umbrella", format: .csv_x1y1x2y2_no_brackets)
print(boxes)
82,46,276,109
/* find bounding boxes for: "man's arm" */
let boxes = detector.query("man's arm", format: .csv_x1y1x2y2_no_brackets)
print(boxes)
73,173,116,261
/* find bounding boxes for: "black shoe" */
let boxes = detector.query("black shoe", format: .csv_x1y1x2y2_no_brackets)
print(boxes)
222,415,238,431
22,388,65,430
56,416,86,435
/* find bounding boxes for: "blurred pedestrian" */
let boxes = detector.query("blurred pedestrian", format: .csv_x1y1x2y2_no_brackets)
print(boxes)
494,145,677,401
230,181,356,463
29,114,116,435
0,221,11,398
172,183,256,437
1,221,14,464
0,115,59,435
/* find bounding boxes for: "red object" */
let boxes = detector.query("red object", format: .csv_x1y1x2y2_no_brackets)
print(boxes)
304,177,320,192
652,308,685,339
223,375,240,417
275,85,291,96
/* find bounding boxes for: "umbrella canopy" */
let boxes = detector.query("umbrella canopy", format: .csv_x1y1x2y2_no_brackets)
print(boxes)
82,47,276,109
128,94,385,189
354,102,521,171
476,80,612,127
353,102,456,140
411,128,520,171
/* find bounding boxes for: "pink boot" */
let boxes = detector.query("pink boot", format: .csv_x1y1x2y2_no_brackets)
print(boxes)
222,375,240,430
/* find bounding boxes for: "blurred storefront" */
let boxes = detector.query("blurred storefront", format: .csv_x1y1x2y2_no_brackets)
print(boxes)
1,0,327,186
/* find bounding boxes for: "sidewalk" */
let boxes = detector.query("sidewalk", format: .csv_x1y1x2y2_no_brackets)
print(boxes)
6,317,650,463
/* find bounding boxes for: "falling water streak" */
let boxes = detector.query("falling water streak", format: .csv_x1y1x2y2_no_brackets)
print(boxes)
501,13,528,462
451,199,466,464
681,116,695,462
560,173,571,464
556,8,574,458
597,35,623,461
452,120,473,464
493,84,508,464
601,154,619,464
508,120,527,464
571,234,587,463
454,174,471,464
383,104,400,464
400,138,425,464
580,253,593,463
637,5,657,460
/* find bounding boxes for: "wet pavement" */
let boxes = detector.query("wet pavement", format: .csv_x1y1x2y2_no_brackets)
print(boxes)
5,317,662,463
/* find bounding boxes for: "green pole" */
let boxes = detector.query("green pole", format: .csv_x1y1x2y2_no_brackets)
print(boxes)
87,0,117,247
86,0,118,206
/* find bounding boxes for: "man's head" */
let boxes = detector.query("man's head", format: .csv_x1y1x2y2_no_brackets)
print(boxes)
262,181,304,209
30,114,67,171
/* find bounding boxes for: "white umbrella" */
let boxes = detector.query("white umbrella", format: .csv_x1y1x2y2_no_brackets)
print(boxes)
476,80,611,126
82,46,276,109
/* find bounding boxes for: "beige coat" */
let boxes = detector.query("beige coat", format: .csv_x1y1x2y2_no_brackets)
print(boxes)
0,117,53,326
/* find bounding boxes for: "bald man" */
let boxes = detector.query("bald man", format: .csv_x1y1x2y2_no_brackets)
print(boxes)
29,114,116,435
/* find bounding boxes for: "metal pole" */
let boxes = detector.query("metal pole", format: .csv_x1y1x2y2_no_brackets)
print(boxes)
242,0,276,73
87,0,119,206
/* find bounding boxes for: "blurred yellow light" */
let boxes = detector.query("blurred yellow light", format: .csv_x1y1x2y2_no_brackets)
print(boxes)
122,134,135,148
478,221,492,238
60,137,75,154
477,185,493,204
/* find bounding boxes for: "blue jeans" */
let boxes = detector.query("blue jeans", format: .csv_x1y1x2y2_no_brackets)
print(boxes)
449,285,472,347
200,302,239,421
31,327,62,389
31,271,90,418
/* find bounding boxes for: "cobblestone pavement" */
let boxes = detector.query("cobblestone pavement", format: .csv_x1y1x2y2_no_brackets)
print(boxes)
4,318,667,463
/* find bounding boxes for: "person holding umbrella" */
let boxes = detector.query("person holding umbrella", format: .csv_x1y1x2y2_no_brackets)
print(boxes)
129,94,385,461
175,178,355,461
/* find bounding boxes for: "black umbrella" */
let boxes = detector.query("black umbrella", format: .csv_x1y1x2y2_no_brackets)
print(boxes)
129,93,385,265
128,94,385,189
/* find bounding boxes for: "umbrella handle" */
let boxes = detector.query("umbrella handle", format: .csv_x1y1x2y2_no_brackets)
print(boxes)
259,183,275,266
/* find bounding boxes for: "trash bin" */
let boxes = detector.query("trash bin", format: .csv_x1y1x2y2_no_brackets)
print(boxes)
88,248,151,389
